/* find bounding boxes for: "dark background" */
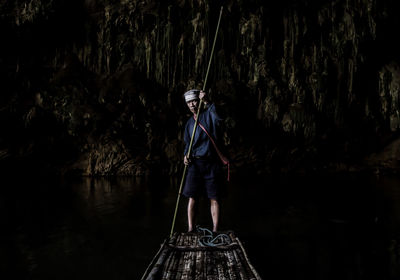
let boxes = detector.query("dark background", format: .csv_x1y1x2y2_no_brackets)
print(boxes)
2,0,400,178
2,0,400,279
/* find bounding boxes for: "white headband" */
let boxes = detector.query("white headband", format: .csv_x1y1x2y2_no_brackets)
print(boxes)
184,89,200,102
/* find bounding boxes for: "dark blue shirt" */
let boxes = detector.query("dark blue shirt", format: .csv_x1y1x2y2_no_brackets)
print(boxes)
184,103,222,158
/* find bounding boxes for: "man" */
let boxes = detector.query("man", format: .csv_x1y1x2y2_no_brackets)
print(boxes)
182,89,225,233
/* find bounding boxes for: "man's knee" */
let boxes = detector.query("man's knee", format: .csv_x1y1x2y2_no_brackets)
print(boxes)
210,199,219,206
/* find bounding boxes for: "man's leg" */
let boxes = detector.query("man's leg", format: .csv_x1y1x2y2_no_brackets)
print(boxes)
210,199,220,232
187,197,196,232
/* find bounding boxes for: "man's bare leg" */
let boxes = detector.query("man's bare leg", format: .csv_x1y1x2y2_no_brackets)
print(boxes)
187,197,196,232
210,199,220,232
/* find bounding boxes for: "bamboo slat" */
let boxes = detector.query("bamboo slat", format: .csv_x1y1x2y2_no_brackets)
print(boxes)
141,231,262,280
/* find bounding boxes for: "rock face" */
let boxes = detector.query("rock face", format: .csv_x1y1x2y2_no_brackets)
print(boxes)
1,0,400,176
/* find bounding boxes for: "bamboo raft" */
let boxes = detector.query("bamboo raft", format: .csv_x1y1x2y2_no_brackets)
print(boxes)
141,231,262,280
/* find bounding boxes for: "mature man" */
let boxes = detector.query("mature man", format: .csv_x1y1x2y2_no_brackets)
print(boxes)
182,89,226,233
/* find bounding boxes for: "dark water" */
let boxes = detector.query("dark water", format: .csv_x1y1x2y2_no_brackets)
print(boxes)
1,171,400,280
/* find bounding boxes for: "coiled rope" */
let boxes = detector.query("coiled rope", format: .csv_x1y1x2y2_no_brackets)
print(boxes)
196,226,232,247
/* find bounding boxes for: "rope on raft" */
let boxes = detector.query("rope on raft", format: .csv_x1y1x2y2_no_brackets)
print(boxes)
196,226,232,247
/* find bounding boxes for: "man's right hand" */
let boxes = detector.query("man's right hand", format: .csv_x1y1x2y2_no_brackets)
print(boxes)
184,155,191,166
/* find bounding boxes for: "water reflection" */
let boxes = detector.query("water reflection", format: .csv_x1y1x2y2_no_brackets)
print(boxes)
1,172,399,279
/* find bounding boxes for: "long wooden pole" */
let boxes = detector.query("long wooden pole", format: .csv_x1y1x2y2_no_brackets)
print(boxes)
170,6,223,238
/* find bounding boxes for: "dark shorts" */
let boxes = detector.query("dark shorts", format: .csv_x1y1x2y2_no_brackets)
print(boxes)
182,158,223,200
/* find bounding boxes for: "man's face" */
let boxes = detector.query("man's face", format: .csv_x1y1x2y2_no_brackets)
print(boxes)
186,99,199,114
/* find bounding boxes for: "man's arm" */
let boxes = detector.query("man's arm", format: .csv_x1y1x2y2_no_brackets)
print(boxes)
183,121,191,165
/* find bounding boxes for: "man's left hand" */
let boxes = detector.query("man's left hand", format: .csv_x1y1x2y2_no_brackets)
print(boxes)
199,91,208,104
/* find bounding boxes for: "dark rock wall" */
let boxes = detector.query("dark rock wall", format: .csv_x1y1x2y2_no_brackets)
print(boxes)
1,0,400,176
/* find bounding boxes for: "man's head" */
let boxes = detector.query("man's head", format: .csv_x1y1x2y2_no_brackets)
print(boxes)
184,89,200,114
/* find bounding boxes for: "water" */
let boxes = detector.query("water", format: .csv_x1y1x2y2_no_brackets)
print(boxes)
1,171,399,280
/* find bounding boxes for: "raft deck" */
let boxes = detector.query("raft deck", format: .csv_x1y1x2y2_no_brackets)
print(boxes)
141,231,262,280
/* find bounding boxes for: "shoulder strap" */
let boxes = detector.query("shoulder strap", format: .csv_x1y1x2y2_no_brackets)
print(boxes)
194,116,230,181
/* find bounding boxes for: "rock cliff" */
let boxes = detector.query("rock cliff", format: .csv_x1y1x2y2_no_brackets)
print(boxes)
1,0,400,176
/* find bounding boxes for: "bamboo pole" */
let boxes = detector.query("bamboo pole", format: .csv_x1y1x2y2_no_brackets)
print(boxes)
170,6,224,238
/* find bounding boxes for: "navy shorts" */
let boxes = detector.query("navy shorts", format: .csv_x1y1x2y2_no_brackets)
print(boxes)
182,158,222,200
